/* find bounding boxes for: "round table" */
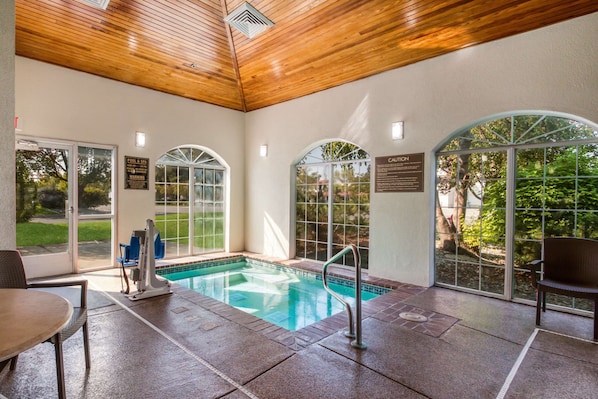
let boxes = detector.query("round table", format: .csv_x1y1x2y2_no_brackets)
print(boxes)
0,288,73,362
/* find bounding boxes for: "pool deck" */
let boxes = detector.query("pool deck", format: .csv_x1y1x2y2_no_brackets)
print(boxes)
1,253,597,398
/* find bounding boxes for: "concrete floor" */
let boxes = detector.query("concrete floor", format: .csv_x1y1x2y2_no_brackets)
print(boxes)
1,262,596,399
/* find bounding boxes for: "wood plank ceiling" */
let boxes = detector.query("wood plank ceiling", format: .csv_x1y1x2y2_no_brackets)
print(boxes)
15,0,598,112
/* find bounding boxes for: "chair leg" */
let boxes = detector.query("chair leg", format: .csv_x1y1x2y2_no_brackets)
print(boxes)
54,340,66,399
535,290,542,326
0,359,9,372
83,322,91,369
542,291,547,312
9,355,18,370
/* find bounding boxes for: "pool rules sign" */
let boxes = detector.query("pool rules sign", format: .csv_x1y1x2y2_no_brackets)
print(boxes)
125,156,149,190
375,153,424,193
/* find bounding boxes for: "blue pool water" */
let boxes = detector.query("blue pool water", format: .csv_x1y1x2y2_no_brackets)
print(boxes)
161,260,384,331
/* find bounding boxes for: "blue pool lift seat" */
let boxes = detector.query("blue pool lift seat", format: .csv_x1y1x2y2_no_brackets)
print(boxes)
118,235,141,266
118,233,165,294
117,235,141,294
154,233,165,260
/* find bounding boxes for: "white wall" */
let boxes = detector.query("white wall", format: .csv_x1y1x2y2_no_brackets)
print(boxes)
12,12,598,284
244,12,598,287
0,0,16,250
15,58,246,260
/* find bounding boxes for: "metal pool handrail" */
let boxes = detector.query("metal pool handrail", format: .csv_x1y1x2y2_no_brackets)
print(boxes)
322,244,366,349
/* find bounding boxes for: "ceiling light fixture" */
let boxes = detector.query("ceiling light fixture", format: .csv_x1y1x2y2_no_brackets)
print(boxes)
78,0,110,10
224,2,274,39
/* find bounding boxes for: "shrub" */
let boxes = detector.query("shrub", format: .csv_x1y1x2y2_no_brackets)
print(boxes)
38,188,66,209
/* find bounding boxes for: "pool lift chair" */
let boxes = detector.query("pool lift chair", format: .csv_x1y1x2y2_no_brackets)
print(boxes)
117,234,141,294
123,219,171,301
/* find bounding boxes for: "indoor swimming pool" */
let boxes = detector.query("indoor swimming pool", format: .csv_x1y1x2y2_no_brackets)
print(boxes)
160,258,387,331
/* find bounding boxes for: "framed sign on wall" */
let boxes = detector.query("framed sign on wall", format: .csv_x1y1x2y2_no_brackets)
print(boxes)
375,153,424,193
125,156,149,190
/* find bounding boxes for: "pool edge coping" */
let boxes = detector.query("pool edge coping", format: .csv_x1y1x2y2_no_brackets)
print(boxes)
154,253,433,351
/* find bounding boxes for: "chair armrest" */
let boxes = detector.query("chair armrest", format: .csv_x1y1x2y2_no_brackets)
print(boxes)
119,243,128,258
528,259,543,288
28,279,88,308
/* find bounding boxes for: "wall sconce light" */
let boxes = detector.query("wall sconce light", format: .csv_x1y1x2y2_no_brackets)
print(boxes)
259,144,268,157
392,121,404,140
135,131,146,148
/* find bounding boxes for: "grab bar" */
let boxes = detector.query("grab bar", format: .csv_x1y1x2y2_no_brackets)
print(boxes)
322,244,366,349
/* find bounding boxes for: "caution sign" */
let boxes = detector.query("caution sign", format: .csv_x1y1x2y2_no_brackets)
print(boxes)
375,153,424,193
125,156,149,190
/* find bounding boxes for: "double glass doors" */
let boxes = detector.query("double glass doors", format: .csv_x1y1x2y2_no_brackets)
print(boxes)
434,114,598,314
16,138,115,274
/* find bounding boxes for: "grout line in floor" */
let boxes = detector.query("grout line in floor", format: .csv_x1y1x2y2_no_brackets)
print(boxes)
88,280,262,399
496,328,538,399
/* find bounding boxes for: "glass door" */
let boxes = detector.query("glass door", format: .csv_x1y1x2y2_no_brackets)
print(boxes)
193,167,225,253
76,145,115,271
16,138,115,275
435,150,508,296
16,139,74,276
435,114,598,314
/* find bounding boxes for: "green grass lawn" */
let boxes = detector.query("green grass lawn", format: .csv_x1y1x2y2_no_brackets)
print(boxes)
17,221,111,247
155,213,224,249
17,212,224,248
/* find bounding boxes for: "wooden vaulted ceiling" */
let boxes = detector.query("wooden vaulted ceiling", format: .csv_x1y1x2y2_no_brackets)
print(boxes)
15,0,598,112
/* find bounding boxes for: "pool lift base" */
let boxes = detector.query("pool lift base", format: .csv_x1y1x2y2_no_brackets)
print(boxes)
125,219,172,301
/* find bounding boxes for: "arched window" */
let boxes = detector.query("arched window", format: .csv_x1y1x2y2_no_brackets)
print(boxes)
435,113,598,314
155,146,226,257
295,141,370,268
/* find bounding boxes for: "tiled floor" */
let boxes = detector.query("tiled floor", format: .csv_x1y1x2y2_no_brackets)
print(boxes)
1,257,597,399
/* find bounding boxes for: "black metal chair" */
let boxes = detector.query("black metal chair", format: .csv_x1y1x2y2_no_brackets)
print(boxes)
0,250,90,398
529,237,598,340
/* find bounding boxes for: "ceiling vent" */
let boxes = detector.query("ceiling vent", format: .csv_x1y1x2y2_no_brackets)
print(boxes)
78,0,110,10
224,2,274,39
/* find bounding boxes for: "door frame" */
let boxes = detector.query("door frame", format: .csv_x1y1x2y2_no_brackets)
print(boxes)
17,137,74,277
17,136,117,277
